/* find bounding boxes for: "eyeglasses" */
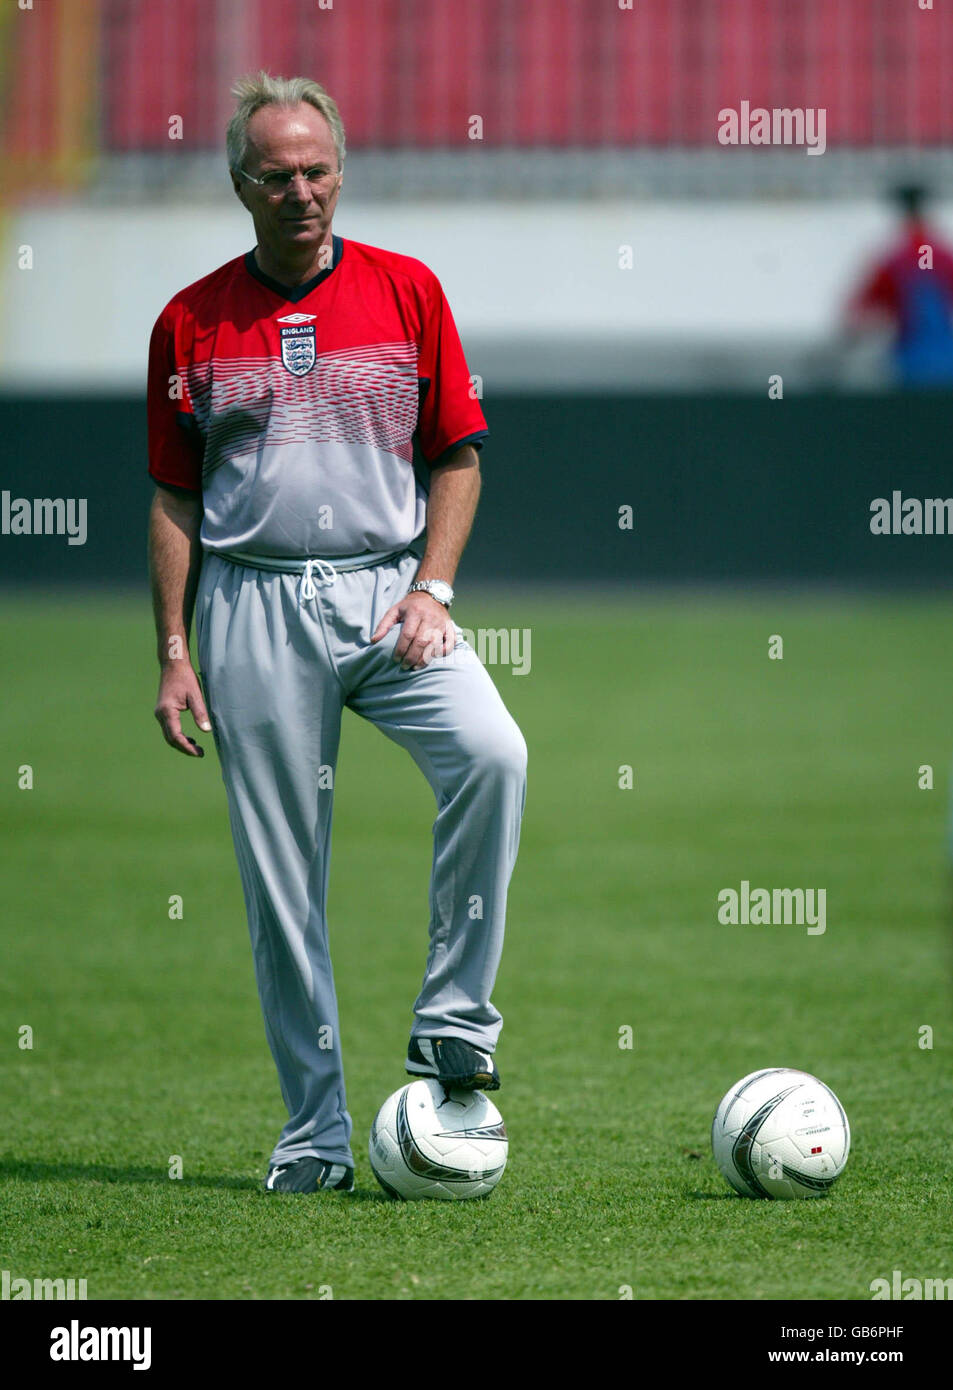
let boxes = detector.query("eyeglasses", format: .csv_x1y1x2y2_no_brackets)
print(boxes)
239,166,342,196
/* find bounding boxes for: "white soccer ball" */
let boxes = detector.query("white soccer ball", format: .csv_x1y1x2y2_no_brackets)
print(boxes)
711,1067,850,1199
369,1079,508,1201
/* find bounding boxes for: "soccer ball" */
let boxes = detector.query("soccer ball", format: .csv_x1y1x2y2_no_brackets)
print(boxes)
711,1068,850,1199
368,1079,508,1201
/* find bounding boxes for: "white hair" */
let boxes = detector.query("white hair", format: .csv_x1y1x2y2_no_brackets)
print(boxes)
226,71,346,175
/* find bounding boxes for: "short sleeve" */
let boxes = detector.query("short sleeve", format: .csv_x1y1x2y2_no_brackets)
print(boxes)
848,261,898,321
414,272,488,464
147,306,204,491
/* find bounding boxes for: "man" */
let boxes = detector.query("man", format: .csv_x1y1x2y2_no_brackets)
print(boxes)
844,183,953,388
147,72,527,1195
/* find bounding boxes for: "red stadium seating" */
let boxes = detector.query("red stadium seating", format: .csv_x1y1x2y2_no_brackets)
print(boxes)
3,0,951,160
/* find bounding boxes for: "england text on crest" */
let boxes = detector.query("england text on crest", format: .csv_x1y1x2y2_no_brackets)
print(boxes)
280,324,316,376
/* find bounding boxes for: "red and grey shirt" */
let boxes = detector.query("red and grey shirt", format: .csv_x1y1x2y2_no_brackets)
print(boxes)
147,235,487,558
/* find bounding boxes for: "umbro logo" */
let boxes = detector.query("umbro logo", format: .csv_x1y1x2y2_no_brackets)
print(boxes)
276,312,317,324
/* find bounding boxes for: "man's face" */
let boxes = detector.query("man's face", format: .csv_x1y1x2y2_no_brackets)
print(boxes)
234,103,342,258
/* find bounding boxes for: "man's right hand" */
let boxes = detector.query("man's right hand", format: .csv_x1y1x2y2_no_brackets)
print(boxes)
154,660,212,757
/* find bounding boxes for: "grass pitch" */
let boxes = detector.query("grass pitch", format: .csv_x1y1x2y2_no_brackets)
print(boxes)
1,588,951,1300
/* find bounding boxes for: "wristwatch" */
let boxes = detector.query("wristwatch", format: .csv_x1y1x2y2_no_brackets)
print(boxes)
409,579,454,609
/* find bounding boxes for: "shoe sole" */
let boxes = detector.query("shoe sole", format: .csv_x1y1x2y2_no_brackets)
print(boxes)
405,1062,499,1091
264,1181,355,1194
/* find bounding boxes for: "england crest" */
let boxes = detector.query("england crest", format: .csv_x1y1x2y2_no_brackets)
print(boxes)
280,323,316,376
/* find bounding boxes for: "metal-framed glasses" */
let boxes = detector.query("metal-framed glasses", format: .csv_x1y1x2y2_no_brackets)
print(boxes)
240,166,341,196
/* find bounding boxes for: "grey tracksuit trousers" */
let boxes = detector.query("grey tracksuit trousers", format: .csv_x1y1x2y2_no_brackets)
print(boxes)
195,548,527,1169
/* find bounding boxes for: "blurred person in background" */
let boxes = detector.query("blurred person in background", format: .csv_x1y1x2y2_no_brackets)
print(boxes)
844,186,953,880
843,183,953,389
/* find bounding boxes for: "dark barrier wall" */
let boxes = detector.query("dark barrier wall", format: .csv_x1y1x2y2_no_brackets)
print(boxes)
1,393,951,586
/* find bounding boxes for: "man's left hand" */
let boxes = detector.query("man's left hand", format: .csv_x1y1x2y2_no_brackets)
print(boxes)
371,591,455,670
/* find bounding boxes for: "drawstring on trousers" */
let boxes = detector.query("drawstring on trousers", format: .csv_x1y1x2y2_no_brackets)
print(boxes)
300,558,338,601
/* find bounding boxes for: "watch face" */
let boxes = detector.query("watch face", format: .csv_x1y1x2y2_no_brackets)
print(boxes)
417,580,452,605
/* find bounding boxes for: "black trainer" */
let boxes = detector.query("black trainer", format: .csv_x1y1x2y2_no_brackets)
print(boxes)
264,1157,354,1194
406,1036,500,1091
